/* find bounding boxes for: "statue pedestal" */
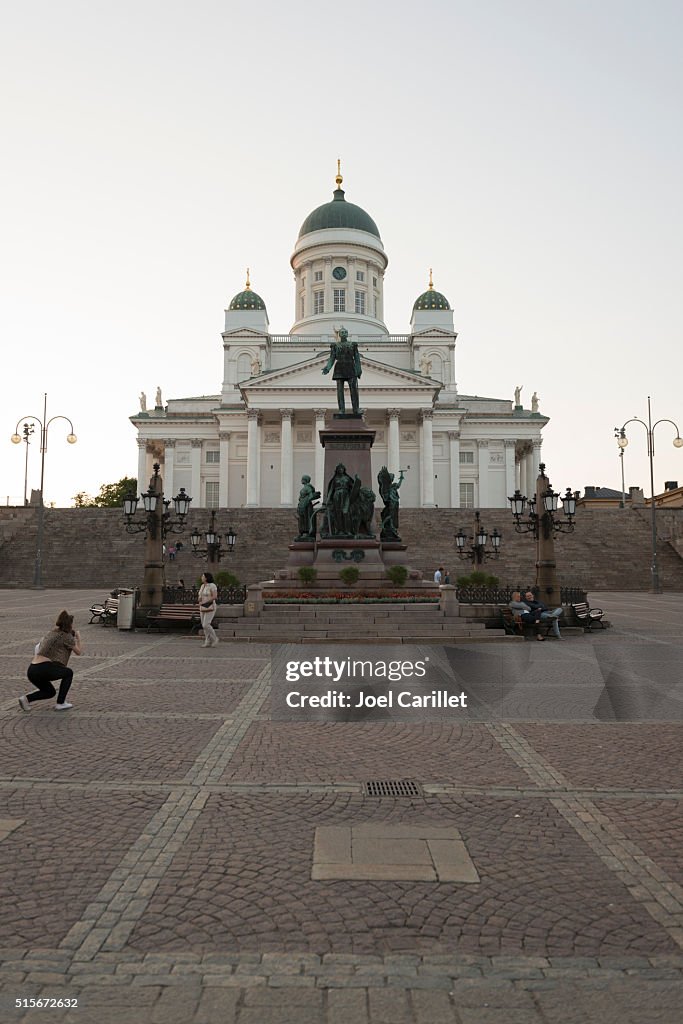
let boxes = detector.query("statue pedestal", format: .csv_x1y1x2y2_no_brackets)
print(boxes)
319,414,375,486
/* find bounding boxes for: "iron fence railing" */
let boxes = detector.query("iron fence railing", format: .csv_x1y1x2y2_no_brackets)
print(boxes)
162,586,247,605
455,586,587,605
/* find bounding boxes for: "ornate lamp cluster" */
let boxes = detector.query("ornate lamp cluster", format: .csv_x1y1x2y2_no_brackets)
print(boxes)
123,463,191,538
508,463,576,538
190,509,237,561
455,510,501,563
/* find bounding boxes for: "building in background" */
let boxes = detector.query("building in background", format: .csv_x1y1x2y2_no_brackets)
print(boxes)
131,167,547,508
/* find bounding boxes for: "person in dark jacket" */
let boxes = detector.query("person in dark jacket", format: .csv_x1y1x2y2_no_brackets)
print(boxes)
524,591,563,639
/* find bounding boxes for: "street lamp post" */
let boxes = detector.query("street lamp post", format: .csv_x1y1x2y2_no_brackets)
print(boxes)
21,422,35,506
11,393,77,588
190,509,237,564
616,397,683,594
122,464,192,610
508,463,577,608
454,510,501,565
614,428,627,509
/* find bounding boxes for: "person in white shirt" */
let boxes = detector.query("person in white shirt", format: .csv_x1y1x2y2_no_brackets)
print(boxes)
434,566,443,585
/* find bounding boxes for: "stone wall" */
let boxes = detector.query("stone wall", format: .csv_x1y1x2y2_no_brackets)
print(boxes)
0,505,682,591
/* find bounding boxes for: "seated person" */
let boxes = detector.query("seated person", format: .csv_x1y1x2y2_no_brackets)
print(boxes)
508,591,545,640
524,590,563,639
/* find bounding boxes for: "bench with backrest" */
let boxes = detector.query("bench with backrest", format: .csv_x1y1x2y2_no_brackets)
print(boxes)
501,607,555,638
146,603,206,634
571,602,605,631
89,596,119,626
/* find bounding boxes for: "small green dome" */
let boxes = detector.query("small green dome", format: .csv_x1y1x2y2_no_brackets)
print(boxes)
298,187,381,240
229,274,267,312
413,271,450,311
413,289,451,311
229,290,266,311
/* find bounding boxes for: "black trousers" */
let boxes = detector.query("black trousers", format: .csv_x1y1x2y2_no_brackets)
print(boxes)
26,662,73,704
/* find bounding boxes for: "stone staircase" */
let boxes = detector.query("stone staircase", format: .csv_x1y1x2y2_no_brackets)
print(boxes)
216,602,513,644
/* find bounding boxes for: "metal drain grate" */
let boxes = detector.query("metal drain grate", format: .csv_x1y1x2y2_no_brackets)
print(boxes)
362,779,423,798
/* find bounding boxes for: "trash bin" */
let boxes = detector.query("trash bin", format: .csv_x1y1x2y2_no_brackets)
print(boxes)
117,588,137,630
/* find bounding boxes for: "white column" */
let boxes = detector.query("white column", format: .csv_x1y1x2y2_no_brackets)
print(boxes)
163,440,175,500
531,439,542,485
448,430,460,508
280,409,294,506
387,409,400,475
504,440,516,504
324,258,332,316
219,431,230,508
477,439,489,508
304,261,312,322
246,409,259,507
137,439,148,490
314,409,326,494
190,441,202,507
421,410,435,507
515,449,521,491
519,448,528,498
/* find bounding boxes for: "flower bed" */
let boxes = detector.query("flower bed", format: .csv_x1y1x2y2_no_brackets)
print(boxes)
264,591,439,604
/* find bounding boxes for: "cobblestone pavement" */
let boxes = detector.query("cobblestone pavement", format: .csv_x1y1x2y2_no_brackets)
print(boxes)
0,588,682,1022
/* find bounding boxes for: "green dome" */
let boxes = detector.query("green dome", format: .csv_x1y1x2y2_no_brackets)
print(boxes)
229,288,267,312
298,187,381,240
413,288,451,311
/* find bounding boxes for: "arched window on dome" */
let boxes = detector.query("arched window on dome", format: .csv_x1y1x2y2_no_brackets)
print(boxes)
236,353,252,383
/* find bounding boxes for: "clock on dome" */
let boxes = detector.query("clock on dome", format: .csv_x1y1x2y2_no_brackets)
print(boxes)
332,266,347,280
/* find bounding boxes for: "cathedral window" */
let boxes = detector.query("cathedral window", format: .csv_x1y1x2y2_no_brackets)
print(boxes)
300,296,305,318
206,450,220,464
333,289,346,312
314,270,323,282
314,291,324,314
355,291,365,314
460,482,474,508
373,276,378,287
356,270,365,282
205,481,219,509
459,451,474,464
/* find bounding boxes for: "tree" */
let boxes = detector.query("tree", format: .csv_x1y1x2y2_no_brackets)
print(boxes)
72,477,137,508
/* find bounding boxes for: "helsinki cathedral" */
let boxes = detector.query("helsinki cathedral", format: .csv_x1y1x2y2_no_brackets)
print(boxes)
131,164,546,509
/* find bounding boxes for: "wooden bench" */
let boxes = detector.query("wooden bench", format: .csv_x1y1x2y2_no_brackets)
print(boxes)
501,608,555,638
89,597,119,626
571,602,605,631
146,603,205,634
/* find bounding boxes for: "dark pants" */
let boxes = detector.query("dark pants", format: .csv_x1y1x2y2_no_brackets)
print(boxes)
26,662,73,704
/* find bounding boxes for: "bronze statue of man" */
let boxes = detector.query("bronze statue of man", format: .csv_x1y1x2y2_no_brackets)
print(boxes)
322,326,362,415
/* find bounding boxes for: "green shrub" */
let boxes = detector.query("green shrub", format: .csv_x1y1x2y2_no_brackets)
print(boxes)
339,566,360,586
214,570,240,588
456,571,499,588
297,566,317,584
386,565,408,586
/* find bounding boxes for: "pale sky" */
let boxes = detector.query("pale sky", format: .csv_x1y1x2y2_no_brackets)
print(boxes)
2,0,682,507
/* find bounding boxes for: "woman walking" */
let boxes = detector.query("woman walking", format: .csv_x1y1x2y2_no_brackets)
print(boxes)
19,610,83,711
198,571,219,648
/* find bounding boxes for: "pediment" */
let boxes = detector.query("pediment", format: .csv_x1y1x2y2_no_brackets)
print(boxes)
241,354,440,392
412,327,457,340
222,327,269,340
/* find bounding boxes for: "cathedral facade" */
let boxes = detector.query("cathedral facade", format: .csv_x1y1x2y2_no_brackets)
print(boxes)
131,168,546,509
